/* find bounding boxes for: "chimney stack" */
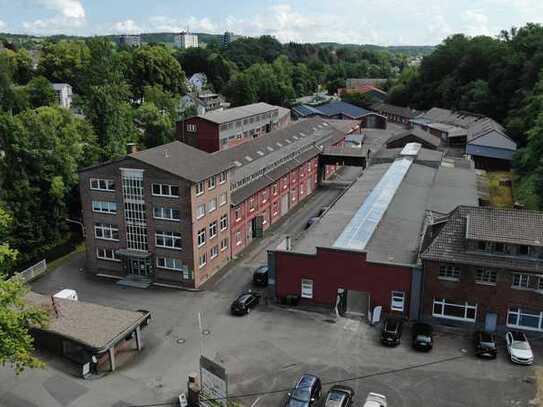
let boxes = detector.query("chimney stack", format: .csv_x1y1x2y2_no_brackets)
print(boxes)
127,143,137,154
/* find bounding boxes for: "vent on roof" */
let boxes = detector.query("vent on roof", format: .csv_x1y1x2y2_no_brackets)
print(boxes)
233,160,243,167
245,155,253,162
267,146,274,152
299,132,306,137
257,150,264,156
292,135,299,140
276,142,283,147
322,122,329,127
285,139,291,143
318,124,323,128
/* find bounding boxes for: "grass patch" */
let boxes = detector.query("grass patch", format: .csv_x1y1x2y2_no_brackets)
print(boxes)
486,171,514,208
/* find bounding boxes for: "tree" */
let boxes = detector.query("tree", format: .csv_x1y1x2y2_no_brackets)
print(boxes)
25,76,57,109
136,102,175,148
0,205,48,374
341,91,374,108
223,72,257,107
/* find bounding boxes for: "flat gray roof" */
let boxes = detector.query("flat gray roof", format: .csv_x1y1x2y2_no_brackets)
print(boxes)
427,164,479,213
199,102,283,124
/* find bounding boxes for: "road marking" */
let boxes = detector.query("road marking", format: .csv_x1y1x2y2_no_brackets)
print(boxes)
250,396,262,407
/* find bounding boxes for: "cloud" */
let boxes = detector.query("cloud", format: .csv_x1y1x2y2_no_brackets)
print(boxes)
148,16,217,33
22,0,86,34
0,20,5,31
112,19,142,34
463,9,491,36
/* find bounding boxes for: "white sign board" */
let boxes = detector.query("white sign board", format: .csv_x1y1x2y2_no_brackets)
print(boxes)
200,356,227,407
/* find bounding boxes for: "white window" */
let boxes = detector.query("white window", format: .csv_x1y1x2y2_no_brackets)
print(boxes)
218,172,227,184
507,307,543,331
236,231,242,245
301,279,313,299
155,231,182,250
196,181,205,196
512,273,530,289
208,176,216,190
153,207,181,221
96,248,119,262
391,291,405,312
210,245,219,259
249,198,256,212
186,123,196,132
196,204,206,220
209,221,217,239
199,253,207,268
156,257,192,279
95,223,119,241
92,200,117,214
219,192,227,207
475,268,497,285
197,228,206,247
207,198,217,213
235,207,241,221
439,264,460,280
152,183,179,197
220,238,228,251
272,184,278,195
90,178,115,192
432,298,477,322
220,214,228,231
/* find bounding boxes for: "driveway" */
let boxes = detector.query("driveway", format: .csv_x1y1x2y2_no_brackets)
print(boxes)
0,166,538,407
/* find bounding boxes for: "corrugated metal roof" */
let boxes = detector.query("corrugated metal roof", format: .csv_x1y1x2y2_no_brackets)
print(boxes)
199,102,280,124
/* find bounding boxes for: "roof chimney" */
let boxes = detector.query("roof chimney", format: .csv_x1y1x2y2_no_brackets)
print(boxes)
127,143,138,154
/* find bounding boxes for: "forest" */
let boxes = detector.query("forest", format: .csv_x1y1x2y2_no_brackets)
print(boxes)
388,23,543,210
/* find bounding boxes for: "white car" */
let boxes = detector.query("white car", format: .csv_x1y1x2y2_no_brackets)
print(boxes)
363,392,387,407
506,331,534,365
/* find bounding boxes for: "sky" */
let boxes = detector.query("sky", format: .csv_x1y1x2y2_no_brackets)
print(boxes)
1,0,543,45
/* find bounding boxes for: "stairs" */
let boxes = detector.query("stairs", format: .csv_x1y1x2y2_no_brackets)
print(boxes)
116,274,152,288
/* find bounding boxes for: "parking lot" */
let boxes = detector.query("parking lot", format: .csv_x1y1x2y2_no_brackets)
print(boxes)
0,169,540,407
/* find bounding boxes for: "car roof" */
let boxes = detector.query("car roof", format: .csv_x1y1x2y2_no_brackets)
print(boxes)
479,331,495,341
298,374,318,387
255,265,268,273
329,385,354,395
237,293,254,303
511,331,526,341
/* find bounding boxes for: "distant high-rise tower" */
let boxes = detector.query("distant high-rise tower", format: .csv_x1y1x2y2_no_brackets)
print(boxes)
119,34,142,47
223,31,241,47
175,31,199,49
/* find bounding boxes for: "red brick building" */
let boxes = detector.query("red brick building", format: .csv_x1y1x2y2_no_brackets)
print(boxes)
177,102,290,153
421,206,543,333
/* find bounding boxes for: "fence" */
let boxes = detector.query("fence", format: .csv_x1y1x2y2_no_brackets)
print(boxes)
11,259,47,283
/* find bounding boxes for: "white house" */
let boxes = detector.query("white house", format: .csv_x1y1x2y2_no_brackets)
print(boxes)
52,83,73,109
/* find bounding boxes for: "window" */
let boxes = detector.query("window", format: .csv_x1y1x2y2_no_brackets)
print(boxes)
301,279,313,299
391,291,405,312
196,204,205,219
262,190,268,204
475,268,497,284
92,200,117,214
156,257,192,279
196,181,205,196
153,207,181,221
96,248,119,262
209,221,217,239
477,241,489,251
208,176,216,190
507,307,543,331
272,201,279,216
220,238,229,251
208,198,217,213
234,207,241,221
220,214,228,231
439,264,460,280
155,231,182,250
197,228,206,247
519,245,532,256
272,184,278,195
249,198,255,212
95,223,119,240
432,298,477,322
90,178,115,192
186,123,196,132
152,183,180,197
218,172,227,184
199,253,207,268
236,230,242,245
210,245,219,259
512,273,530,289
219,192,227,206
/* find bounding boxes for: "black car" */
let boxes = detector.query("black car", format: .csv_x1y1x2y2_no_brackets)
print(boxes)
324,385,354,407
286,374,322,407
381,318,403,346
474,331,497,359
253,265,269,287
305,217,320,229
230,292,259,316
412,322,433,351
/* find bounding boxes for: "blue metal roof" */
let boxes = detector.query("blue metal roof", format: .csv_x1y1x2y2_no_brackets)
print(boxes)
292,104,322,117
466,144,515,161
293,101,372,119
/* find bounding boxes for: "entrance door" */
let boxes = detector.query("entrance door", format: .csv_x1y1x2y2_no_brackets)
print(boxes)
252,216,263,238
281,194,289,215
484,312,498,332
127,257,151,280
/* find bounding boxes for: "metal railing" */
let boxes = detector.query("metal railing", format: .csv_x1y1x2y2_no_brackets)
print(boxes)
12,259,47,283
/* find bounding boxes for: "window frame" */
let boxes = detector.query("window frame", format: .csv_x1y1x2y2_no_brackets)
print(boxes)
438,263,460,281
210,245,219,259
208,176,216,190
391,291,405,312
94,223,119,241
512,273,530,289
152,183,180,198
209,221,218,239
301,279,313,299
96,247,120,262
475,267,497,285
155,231,182,250
153,207,181,222
507,307,543,332
207,198,217,213
90,178,115,192
195,181,205,196
92,200,117,214
197,228,206,247
432,298,477,322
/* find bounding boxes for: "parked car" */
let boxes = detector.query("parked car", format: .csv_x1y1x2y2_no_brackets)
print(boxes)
381,318,403,346
506,331,534,365
362,392,387,407
473,331,497,359
253,265,269,287
324,385,354,407
412,322,433,351
305,217,320,229
285,374,322,407
230,292,259,316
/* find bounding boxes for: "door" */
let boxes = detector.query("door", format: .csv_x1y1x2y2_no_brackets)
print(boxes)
484,312,497,333
253,216,263,238
281,194,289,215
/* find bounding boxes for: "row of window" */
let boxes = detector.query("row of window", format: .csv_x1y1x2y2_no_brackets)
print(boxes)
195,172,227,196
197,215,229,247
90,178,182,199
198,238,229,269
156,257,192,280
218,111,277,132
476,240,542,259
196,193,227,219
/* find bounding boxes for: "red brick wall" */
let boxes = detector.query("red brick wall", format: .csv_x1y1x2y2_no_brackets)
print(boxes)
177,118,220,153
275,247,412,315
422,260,543,327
